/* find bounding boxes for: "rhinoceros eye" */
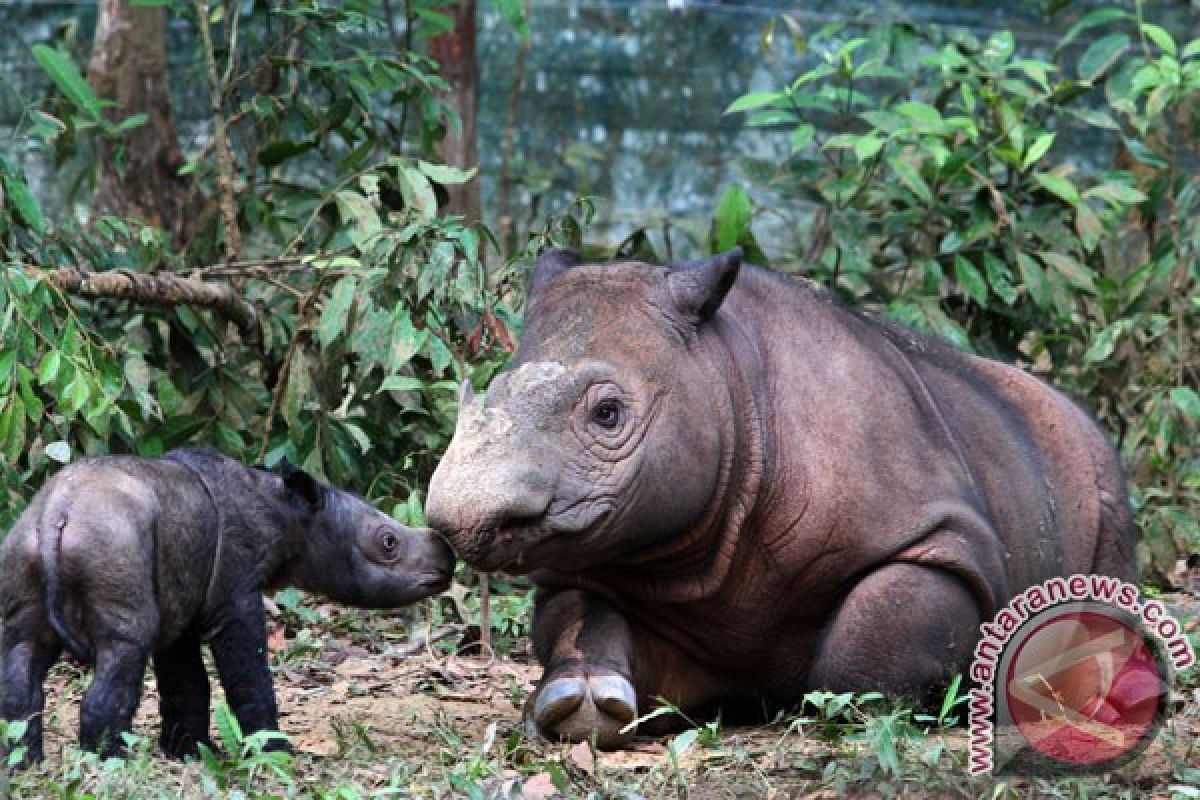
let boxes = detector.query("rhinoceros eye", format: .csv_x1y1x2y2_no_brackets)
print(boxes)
590,398,622,430
376,529,401,559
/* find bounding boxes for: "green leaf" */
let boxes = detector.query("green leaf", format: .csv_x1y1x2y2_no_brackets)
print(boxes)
1022,132,1055,171
1120,138,1169,169
44,441,71,463
713,185,752,252
1171,387,1200,419
1084,182,1147,206
334,191,382,251
853,134,884,161
63,376,91,415
1078,33,1130,82
398,167,438,223
1033,172,1080,206
388,308,426,372
1182,40,1200,61
417,160,477,185
982,31,1015,68
725,91,787,115
214,701,243,752
1016,253,1052,310
258,137,318,167
894,101,944,130
1075,204,1104,252
983,253,1018,305
954,255,988,304
380,375,425,393
0,168,47,234
888,156,932,205
37,350,62,385
668,728,699,760
1140,24,1176,57
114,113,148,133
1058,8,1129,53
1083,319,1131,363
790,123,815,151
1039,251,1097,294
317,276,358,349
32,45,104,121
494,0,530,40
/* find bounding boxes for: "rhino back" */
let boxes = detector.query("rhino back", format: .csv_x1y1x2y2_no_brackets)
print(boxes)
716,267,1131,610
49,457,216,650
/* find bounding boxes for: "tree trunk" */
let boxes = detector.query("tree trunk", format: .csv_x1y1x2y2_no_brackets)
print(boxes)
428,0,480,222
88,0,191,245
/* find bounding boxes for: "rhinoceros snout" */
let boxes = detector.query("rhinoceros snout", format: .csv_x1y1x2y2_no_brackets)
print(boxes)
426,455,555,567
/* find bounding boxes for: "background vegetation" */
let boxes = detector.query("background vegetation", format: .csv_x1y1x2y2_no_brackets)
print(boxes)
0,0,1196,797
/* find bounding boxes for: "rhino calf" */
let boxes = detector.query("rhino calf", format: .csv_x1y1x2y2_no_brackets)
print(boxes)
0,448,453,764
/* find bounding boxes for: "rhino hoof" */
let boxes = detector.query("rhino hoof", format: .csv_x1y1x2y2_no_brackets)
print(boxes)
530,673,637,749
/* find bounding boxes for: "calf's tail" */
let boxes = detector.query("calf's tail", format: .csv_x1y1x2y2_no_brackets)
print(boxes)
38,509,93,662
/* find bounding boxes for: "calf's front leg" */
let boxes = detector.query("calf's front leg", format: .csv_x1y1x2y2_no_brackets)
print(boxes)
153,634,214,758
208,593,287,750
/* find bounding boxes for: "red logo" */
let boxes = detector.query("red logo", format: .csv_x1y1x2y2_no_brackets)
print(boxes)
1004,610,1166,767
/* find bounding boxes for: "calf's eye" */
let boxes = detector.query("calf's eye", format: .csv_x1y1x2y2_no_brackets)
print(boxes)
380,531,399,553
591,398,622,430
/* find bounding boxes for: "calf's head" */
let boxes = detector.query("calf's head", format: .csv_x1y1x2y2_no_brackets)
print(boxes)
426,248,743,573
280,464,455,606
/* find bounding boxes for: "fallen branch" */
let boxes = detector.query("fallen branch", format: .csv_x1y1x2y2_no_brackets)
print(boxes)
45,267,257,331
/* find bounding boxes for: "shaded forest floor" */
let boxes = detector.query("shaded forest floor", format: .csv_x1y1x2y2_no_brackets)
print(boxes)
5,595,1198,799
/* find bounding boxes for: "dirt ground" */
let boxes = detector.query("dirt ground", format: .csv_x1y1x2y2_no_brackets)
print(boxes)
17,595,1200,799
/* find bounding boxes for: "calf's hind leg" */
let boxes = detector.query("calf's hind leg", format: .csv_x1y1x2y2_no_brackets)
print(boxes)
79,639,151,757
1,607,62,766
154,635,214,758
809,562,982,698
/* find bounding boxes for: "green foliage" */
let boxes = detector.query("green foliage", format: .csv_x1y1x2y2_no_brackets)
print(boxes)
0,1,526,533
721,4,1199,582
2,718,29,770
198,701,296,795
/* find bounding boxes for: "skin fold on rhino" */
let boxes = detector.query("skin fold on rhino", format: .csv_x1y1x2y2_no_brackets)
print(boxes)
424,248,1137,749
0,448,453,765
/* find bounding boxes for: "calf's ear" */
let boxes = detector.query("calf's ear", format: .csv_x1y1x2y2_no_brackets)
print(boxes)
281,460,325,510
529,248,582,298
667,247,742,322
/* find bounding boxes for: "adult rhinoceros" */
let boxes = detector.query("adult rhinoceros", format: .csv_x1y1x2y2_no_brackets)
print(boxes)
425,248,1136,748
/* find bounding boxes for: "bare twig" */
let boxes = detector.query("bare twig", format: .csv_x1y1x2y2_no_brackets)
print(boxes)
44,266,257,330
496,31,531,258
195,0,244,264
478,572,492,658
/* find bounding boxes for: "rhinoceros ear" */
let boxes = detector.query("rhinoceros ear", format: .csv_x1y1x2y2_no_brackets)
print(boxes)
281,460,325,511
667,247,742,322
529,248,583,297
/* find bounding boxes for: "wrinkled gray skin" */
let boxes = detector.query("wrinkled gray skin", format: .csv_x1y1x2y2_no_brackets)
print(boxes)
425,248,1136,749
0,448,453,765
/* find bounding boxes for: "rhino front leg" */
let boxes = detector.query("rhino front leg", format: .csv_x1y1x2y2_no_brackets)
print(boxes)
527,587,639,749
809,562,982,697
208,594,285,749
1,608,61,767
153,634,214,758
79,639,151,757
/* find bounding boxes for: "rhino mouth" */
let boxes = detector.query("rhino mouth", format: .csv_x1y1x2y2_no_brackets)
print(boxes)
417,568,455,591
463,508,614,573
